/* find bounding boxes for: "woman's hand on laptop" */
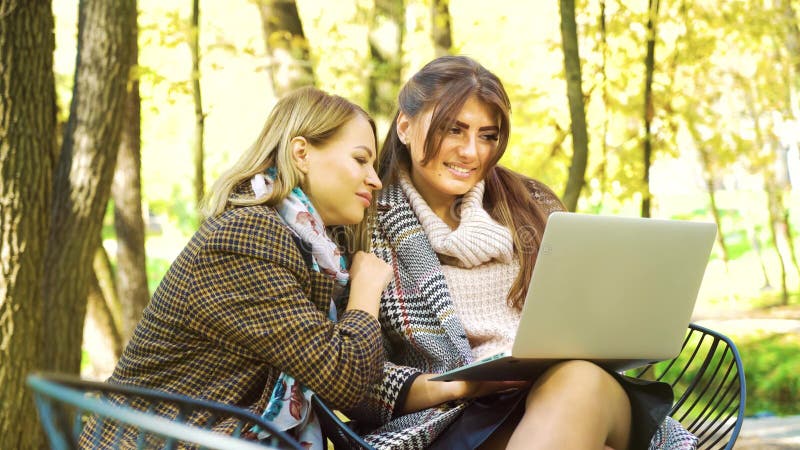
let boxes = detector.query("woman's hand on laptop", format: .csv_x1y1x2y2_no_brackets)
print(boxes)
451,380,529,399
400,375,528,415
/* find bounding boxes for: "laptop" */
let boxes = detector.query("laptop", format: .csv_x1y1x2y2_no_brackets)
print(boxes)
430,211,717,381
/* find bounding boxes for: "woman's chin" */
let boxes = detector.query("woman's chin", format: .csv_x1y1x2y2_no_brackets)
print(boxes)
342,210,366,226
440,179,479,196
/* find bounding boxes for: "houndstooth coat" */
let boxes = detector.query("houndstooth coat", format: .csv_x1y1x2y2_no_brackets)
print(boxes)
85,205,383,447
347,180,698,450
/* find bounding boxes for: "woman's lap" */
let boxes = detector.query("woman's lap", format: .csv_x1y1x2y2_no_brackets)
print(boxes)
427,368,673,450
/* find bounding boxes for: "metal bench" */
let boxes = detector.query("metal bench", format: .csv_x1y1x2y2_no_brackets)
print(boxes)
630,323,746,450
27,372,303,450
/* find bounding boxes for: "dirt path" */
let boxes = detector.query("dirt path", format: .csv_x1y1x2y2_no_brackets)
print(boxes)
737,416,800,449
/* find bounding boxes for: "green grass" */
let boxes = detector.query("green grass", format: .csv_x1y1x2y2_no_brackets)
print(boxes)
737,332,800,416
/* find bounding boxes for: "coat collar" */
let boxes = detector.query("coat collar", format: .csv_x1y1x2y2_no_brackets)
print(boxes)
376,183,473,364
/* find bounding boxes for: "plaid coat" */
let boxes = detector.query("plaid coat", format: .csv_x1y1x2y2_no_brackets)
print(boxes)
94,205,382,444
346,179,564,449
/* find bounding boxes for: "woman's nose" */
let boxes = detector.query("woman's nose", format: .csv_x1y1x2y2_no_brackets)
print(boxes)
457,136,478,157
366,166,382,190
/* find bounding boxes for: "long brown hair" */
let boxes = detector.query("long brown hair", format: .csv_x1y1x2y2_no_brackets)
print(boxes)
379,55,561,309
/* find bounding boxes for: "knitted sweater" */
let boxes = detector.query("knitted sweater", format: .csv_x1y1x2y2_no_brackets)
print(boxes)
399,175,521,360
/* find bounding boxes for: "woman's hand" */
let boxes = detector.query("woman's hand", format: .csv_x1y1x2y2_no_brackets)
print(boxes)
447,379,529,400
346,251,393,318
400,374,529,414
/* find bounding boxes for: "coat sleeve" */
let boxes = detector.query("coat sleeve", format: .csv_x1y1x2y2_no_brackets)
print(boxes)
343,354,423,427
188,210,384,410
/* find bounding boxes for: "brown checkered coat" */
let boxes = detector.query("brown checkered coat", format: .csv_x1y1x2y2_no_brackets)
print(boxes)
85,205,382,446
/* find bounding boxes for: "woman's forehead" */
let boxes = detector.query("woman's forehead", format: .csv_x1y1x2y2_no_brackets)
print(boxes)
424,97,500,126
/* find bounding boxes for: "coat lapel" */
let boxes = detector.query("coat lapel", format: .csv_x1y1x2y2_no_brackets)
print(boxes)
375,184,473,366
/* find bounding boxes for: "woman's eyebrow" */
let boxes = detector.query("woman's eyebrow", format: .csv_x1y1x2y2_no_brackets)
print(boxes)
453,120,498,132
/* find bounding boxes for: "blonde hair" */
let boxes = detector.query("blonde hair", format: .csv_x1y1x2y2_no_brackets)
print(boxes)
201,87,377,255
202,86,376,217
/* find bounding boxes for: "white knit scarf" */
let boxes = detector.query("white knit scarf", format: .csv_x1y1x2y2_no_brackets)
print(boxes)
398,171,514,268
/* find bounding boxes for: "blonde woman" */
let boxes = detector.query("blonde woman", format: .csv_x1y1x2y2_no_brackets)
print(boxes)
94,87,392,447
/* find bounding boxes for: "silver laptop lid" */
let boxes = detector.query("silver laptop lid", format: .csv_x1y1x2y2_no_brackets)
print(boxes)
512,212,717,361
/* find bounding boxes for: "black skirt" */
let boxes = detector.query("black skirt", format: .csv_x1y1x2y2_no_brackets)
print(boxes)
428,370,673,450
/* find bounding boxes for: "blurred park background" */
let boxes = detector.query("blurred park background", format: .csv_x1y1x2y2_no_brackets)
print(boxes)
1,0,799,447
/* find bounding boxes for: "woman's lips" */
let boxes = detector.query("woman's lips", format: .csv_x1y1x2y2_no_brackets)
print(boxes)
356,192,372,206
444,163,473,179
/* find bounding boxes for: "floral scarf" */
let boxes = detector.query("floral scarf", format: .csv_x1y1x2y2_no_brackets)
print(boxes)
249,169,348,448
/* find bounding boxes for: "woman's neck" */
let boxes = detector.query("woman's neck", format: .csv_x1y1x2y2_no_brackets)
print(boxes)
434,204,459,229
420,192,459,229
408,175,460,229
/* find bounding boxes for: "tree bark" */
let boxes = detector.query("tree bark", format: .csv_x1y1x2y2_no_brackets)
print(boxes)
256,0,315,97
42,0,136,374
431,0,451,57
559,0,589,212
0,2,56,448
641,0,660,218
368,0,404,131
85,262,123,375
189,0,205,207
112,2,148,344
93,244,123,354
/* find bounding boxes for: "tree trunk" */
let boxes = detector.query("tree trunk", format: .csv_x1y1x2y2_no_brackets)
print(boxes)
256,0,315,97
559,0,589,212
93,245,123,355
641,0,660,218
781,210,800,282
740,74,791,305
773,1,800,280
751,225,773,290
778,0,800,76
189,0,205,207
688,126,731,266
765,180,790,305
699,155,729,264
42,0,137,374
431,0,452,57
112,4,148,344
368,0,404,134
84,264,123,378
0,2,56,448
598,0,609,210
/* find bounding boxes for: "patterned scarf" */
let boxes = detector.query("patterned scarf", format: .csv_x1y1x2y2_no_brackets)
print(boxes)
250,169,347,448
251,170,349,285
